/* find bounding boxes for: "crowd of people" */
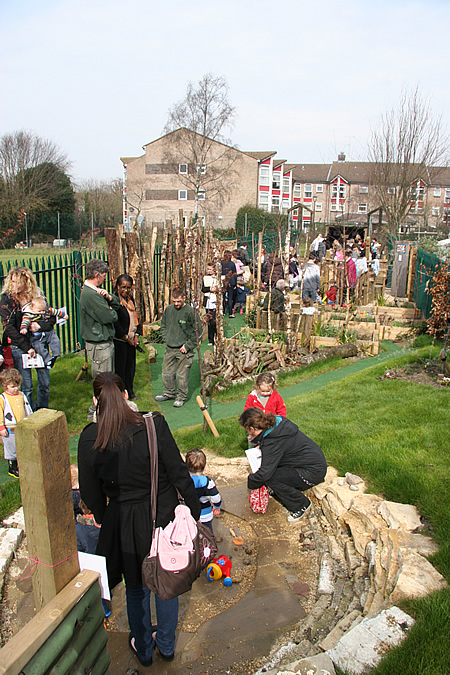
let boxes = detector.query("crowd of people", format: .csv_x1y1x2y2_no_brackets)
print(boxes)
0,253,332,668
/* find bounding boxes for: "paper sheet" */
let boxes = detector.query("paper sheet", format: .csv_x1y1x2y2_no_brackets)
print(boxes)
78,552,110,600
22,354,45,369
245,446,262,473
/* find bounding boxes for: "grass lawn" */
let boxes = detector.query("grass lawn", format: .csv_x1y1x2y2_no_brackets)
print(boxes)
0,342,448,673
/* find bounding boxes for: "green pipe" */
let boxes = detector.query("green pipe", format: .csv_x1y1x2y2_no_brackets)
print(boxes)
23,582,101,673
66,628,110,674
48,601,105,674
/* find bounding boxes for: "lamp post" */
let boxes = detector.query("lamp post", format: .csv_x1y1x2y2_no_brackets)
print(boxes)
312,195,317,232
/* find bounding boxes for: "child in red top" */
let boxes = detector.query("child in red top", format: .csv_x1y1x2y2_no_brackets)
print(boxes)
244,373,286,417
325,280,338,305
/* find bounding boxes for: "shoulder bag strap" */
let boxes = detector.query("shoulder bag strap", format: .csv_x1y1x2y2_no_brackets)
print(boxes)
143,413,158,526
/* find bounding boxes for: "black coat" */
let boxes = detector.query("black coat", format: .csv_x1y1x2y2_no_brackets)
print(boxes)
78,412,201,588
0,293,56,352
113,296,142,341
248,417,327,490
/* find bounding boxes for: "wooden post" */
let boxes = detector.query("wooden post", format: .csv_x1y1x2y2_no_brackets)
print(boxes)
15,409,79,612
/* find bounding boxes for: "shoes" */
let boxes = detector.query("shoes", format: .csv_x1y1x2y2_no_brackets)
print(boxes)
173,400,185,407
155,395,174,402
287,500,311,523
8,460,19,479
240,308,243,314
128,633,153,668
229,314,235,318
152,632,174,662
207,342,214,346
47,356,58,369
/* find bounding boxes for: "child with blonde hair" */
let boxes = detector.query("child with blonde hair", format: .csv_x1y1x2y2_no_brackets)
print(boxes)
0,368,33,478
20,295,68,369
186,448,221,532
244,372,286,417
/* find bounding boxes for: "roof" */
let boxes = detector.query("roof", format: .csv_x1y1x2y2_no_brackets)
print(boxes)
243,151,277,162
120,156,139,164
292,164,330,182
273,159,286,169
328,162,373,183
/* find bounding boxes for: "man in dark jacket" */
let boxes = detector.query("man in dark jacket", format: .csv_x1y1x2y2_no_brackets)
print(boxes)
238,242,251,266
239,410,327,522
80,259,120,420
155,289,202,407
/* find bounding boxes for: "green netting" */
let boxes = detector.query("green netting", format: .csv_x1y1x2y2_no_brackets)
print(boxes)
413,248,441,319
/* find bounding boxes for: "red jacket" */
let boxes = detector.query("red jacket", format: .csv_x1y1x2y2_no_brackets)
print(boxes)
346,258,357,288
244,390,287,417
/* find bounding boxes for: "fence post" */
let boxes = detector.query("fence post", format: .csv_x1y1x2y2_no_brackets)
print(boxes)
73,250,83,348
15,409,79,612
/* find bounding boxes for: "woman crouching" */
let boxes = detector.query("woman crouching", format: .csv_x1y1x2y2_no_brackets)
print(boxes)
239,408,327,522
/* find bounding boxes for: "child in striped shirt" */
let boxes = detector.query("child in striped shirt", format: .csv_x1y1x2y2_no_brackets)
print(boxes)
186,448,222,533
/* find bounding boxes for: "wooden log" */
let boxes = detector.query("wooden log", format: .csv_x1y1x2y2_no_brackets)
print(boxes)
15,410,79,612
196,396,220,438
144,343,157,363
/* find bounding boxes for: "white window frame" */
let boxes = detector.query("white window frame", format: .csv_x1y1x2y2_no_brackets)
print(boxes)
293,184,301,197
445,188,450,200
271,195,280,209
305,184,312,198
316,184,323,193
259,193,269,211
198,190,205,201
432,206,440,216
331,204,337,211
359,185,368,194
315,202,323,212
283,178,290,193
197,163,206,175
434,187,441,197
387,187,396,195
178,190,187,200
358,203,367,213
272,172,281,190
179,164,188,175
259,166,270,186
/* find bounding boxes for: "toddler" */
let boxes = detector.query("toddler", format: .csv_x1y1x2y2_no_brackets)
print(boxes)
20,296,68,369
0,368,33,478
244,372,286,417
233,279,252,315
324,281,338,306
202,263,218,345
186,448,222,532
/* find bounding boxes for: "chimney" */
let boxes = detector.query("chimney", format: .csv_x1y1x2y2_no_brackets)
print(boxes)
338,152,346,162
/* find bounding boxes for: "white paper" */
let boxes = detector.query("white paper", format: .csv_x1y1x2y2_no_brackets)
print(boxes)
22,354,45,369
245,447,262,473
78,552,110,600
56,306,67,326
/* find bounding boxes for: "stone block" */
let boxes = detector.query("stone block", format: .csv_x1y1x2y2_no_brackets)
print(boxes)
341,513,372,557
327,483,357,510
347,494,385,532
344,540,360,574
395,530,439,557
390,550,447,605
318,553,334,595
0,527,23,574
327,606,415,675
322,493,346,533
278,653,336,674
312,484,328,500
319,609,362,651
377,501,422,531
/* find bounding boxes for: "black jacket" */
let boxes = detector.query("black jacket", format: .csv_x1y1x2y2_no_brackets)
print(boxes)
248,417,327,490
113,296,142,341
0,293,56,352
78,412,201,588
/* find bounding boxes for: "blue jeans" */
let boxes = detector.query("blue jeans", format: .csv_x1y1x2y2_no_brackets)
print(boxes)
11,345,50,410
126,585,178,661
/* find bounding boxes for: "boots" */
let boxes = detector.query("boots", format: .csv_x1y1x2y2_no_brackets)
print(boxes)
8,459,19,479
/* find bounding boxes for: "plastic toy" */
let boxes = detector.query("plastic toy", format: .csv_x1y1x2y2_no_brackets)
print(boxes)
206,555,233,586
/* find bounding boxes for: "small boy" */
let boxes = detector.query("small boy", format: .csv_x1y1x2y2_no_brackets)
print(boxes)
186,448,222,532
20,296,68,369
324,280,338,306
0,369,33,478
233,279,252,315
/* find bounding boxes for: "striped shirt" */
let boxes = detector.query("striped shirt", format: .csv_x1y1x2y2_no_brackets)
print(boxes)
190,474,222,523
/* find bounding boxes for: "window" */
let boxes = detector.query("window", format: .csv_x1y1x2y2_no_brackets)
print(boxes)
316,184,323,193
358,203,367,213
272,172,281,189
432,206,440,216
179,164,188,174
331,204,337,211
282,198,290,213
259,193,269,211
178,190,187,200
332,183,346,199
272,196,280,210
359,185,368,194
387,187,396,195
198,190,205,201
293,183,301,197
315,202,322,212
283,178,290,193
434,187,441,197
259,166,270,186
445,189,450,200
305,184,312,198
197,164,206,175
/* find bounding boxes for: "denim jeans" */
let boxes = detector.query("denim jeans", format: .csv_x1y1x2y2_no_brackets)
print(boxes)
11,345,50,410
126,584,178,661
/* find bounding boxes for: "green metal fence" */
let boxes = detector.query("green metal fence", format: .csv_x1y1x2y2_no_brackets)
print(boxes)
0,250,109,354
412,248,442,320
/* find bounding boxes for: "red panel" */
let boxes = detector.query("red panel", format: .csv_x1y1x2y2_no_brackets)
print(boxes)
282,194,289,199
259,185,270,192
261,159,271,165
272,190,280,196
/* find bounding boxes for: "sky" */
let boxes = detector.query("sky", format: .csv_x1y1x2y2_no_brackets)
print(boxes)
1,0,450,185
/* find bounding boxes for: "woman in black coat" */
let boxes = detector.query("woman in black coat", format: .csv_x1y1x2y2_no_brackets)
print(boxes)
78,372,200,667
239,408,327,523
113,274,142,400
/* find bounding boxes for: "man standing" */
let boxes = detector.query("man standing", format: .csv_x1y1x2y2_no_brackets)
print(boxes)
238,242,251,266
302,253,321,302
155,288,202,408
311,233,326,260
80,259,120,420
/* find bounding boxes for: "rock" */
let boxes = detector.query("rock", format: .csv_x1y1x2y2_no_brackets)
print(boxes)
345,472,364,485
327,606,415,675
312,484,328,500
278,653,336,674
318,553,334,595
344,540,360,574
349,485,359,491
292,582,310,597
337,480,345,486
390,549,447,604
395,530,439,557
319,609,362,651
327,482,358,510
377,501,422,531
322,493,346,533
341,513,373,557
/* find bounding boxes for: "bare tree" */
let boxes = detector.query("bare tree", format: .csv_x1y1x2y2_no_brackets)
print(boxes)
368,88,449,237
163,73,239,218
76,178,123,227
0,130,70,226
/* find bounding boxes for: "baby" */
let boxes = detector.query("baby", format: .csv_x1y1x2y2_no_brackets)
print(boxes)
186,448,222,533
0,368,33,478
20,296,68,369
